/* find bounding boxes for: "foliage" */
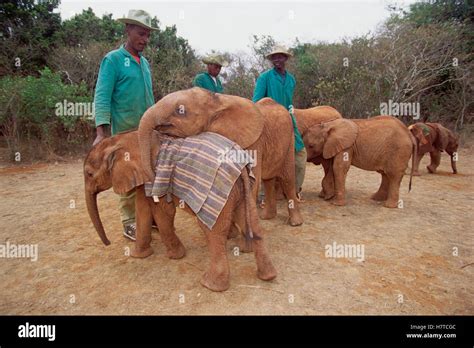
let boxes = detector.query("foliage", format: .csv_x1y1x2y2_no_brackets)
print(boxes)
0,68,93,160
0,1,472,162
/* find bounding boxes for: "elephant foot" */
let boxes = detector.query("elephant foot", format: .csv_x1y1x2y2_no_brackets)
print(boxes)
412,171,421,176
200,271,230,292
383,200,399,208
257,262,277,281
259,206,277,220
331,198,346,206
166,243,186,259
427,165,437,174
371,192,388,201
130,246,154,258
453,170,458,174
324,192,335,200
288,210,304,226
318,190,325,198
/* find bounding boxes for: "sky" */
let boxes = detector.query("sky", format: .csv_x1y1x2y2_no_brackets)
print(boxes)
58,0,418,55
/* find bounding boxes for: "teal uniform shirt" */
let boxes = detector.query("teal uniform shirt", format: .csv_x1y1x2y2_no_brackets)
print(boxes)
193,72,224,93
252,68,304,152
94,45,155,135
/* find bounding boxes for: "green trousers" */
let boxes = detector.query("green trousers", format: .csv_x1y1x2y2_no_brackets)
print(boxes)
295,147,307,193
119,189,136,226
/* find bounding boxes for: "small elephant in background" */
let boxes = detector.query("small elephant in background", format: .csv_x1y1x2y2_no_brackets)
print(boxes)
294,106,343,199
84,130,277,292
303,116,416,208
408,122,459,175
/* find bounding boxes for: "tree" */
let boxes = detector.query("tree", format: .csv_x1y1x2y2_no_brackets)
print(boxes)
0,0,61,75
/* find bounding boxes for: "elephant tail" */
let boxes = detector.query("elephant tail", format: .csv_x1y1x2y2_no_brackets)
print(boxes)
408,132,418,192
241,166,261,250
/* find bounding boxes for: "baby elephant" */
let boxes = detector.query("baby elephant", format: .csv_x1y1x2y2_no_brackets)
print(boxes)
303,116,416,208
83,130,277,292
408,122,459,175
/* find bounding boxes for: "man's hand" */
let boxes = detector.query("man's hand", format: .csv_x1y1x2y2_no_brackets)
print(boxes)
93,125,110,146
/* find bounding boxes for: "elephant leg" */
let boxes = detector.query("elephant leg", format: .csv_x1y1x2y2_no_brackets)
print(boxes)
321,159,335,200
384,172,403,208
447,150,458,174
131,186,154,258
371,172,389,201
259,178,277,220
331,152,351,206
244,181,277,281
154,201,185,260
198,225,230,292
427,150,441,173
412,152,424,176
198,187,237,291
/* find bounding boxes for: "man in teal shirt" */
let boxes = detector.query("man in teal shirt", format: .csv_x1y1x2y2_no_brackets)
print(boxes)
192,55,227,93
252,45,307,201
93,10,157,240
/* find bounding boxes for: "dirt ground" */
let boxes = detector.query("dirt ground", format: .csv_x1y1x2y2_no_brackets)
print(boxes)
0,145,472,315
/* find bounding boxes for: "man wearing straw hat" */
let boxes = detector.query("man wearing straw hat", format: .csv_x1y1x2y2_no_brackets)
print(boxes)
193,55,228,93
93,9,158,240
252,45,307,201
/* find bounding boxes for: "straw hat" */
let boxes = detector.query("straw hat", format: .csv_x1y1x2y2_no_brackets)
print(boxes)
117,9,159,31
266,45,293,59
202,55,229,67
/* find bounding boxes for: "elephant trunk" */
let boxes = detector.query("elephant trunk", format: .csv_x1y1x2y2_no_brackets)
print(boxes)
85,190,110,245
138,107,159,182
138,103,173,182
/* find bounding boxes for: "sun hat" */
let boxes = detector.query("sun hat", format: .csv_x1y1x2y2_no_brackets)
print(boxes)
266,45,293,59
202,55,229,67
117,9,159,31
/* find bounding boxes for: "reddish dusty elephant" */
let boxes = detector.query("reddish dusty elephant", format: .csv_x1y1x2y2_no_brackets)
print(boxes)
408,122,459,175
84,130,277,292
303,116,416,208
293,106,343,199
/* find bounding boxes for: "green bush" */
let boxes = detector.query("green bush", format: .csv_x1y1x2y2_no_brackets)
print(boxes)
0,67,94,161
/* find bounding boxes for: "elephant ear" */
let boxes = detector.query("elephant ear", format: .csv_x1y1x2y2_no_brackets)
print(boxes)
207,94,264,148
105,136,148,195
409,124,429,146
431,123,450,151
323,119,359,159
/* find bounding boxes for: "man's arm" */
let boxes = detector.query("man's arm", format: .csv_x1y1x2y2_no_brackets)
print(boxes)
93,56,116,145
252,74,266,103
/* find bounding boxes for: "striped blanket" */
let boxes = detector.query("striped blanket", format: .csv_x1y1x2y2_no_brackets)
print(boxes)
144,132,255,230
